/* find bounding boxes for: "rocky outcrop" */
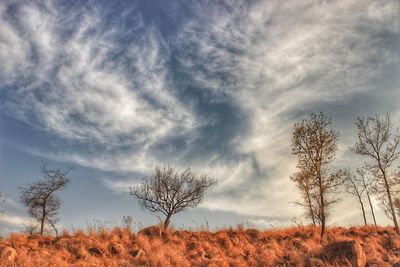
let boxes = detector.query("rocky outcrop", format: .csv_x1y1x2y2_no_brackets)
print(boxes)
320,240,366,267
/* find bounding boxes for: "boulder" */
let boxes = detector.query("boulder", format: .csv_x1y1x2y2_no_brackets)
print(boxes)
88,247,103,256
321,240,366,267
0,246,17,264
138,226,162,238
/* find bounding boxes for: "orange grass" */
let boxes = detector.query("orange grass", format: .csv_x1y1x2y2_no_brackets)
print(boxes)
1,225,400,266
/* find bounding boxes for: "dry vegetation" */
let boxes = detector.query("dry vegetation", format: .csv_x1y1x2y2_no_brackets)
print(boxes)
1,225,400,266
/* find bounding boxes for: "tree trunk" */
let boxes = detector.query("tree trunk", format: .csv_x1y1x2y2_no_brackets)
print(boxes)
40,204,46,236
366,193,377,227
380,166,399,234
358,197,367,226
363,177,377,227
316,162,325,240
164,214,172,230
319,183,325,240
305,189,316,227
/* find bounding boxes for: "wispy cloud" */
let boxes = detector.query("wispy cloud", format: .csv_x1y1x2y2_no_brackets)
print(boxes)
0,0,399,224
0,1,197,147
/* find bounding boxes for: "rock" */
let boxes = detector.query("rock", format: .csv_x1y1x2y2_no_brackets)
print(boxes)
321,240,366,267
88,247,103,256
0,246,17,264
305,257,325,267
393,261,400,267
137,226,162,238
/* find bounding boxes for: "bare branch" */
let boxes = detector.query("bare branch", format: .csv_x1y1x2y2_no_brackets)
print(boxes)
129,166,215,229
19,165,70,235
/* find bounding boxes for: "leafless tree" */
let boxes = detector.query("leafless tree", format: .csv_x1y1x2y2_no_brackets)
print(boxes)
358,168,378,227
291,112,343,239
130,166,216,229
343,169,367,226
355,114,400,234
19,165,71,236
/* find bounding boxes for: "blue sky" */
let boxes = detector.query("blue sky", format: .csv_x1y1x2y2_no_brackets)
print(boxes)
0,0,399,234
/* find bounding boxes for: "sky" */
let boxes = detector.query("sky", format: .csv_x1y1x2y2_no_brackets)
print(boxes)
0,0,399,235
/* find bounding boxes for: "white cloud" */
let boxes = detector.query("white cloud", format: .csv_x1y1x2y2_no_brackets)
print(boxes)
101,178,141,194
0,2,197,148
0,214,33,227
1,0,399,225
173,0,400,221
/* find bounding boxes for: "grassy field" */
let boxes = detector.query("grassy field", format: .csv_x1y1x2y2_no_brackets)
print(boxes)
0,225,399,266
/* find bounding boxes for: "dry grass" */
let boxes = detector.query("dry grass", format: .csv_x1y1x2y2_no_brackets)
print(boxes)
1,225,400,266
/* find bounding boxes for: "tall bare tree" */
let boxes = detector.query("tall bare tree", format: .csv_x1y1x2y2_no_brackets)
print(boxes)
130,166,216,229
355,114,400,234
19,166,70,235
358,168,378,227
291,112,343,239
343,169,367,226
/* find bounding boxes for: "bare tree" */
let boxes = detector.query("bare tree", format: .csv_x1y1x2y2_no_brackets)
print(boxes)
343,169,367,226
130,166,216,229
355,114,400,234
19,165,71,235
291,112,343,239
358,168,378,227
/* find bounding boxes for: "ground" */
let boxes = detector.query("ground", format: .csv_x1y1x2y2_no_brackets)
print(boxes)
0,225,399,266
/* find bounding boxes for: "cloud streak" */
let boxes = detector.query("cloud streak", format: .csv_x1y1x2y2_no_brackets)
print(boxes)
0,0,399,225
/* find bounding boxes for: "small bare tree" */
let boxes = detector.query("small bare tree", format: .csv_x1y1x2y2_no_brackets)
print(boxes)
355,114,400,234
19,166,71,236
130,166,216,229
358,168,378,227
343,169,367,226
291,112,343,239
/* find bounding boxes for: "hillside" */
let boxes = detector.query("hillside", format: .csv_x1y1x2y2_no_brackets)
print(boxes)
1,225,400,266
